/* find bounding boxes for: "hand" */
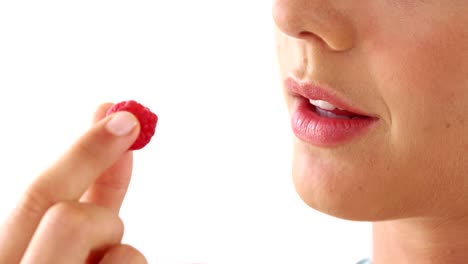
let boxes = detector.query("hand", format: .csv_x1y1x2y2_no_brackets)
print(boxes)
0,103,147,264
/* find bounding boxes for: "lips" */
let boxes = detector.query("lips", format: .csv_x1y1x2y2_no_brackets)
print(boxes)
285,77,378,147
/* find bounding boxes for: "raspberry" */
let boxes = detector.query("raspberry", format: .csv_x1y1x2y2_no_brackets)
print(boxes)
106,100,158,150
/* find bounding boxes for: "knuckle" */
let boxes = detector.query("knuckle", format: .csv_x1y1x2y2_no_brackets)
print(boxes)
112,245,147,264
131,248,148,264
118,215,125,233
73,140,102,172
125,246,147,264
43,202,92,239
113,215,125,239
19,182,56,219
42,203,124,243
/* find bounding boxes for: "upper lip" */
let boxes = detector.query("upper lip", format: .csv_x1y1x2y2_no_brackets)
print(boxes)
284,76,372,117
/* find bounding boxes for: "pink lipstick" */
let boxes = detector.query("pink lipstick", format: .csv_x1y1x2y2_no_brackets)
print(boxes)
285,77,378,147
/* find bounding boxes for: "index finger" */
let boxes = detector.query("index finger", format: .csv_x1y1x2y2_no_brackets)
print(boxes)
80,102,135,213
0,106,140,263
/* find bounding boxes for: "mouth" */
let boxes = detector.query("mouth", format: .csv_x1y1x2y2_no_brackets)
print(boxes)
285,77,378,147
307,98,369,120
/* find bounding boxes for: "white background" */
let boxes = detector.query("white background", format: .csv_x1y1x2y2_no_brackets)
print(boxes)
0,1,371,263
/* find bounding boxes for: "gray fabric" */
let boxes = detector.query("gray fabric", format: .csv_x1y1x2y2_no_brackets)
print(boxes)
356,259,371,264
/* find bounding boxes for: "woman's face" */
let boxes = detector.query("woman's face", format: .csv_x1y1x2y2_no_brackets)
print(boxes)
273,1,468,220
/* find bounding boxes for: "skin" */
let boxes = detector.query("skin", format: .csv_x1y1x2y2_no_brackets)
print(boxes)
0,103,147,264
273,0,468,263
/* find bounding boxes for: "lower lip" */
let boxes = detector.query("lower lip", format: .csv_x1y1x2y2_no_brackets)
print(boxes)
291,97,377,147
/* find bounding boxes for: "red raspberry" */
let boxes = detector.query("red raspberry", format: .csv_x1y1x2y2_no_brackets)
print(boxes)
106,100,158,150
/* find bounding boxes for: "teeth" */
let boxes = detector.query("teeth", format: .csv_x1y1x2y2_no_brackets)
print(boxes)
308,99,337,111
316,107,351,119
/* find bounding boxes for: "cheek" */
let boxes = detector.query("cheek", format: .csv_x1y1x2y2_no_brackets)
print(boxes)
363,4,468,108
367,10,468,143
365,17,468,215
275,29,296,78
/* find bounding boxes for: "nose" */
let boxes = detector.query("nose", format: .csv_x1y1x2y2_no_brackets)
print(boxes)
272,0,355,51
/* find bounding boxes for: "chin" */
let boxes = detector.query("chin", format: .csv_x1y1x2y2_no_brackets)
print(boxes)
291,169,369,221
290,139,408,221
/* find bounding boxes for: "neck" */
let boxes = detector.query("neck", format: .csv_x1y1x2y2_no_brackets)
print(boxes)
372,216,468,264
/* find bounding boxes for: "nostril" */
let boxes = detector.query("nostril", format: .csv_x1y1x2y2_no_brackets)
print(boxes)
298,31,327,45
299,30,353,52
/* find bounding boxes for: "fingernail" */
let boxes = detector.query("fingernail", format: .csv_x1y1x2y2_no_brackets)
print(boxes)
106,111,138,136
